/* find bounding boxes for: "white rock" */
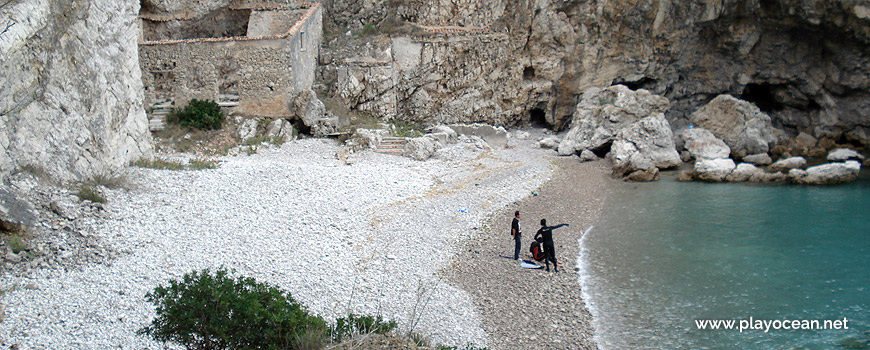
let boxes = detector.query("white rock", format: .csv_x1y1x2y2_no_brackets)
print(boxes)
693,158,736,182
742,153,773,166
826,148,865,162
610,113,682,179
238,118,259,141
726,163,762,182
558,85,669,156
538,136,561,149
769,156,807,171
792,161,861,184
677,127,731,160
266,119,295,142
689,94,782,157
579,149,599,162
402,136,438,161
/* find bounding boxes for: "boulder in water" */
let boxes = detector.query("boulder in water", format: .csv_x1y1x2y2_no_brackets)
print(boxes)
693,158,736,182
609,113,681,181
726,163,763,182
676,127,731,160
790,161,861,185
689,95,782,158
826,148,865,162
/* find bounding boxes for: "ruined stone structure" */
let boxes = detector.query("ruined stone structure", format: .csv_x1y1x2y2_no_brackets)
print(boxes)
139,1,322,119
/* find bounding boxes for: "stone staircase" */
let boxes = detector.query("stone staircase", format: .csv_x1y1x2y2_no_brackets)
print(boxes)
374,137,407,155
217,94,240,108
148,101,173,131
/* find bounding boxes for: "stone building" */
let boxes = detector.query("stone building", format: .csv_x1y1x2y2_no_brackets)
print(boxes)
138,1,322,120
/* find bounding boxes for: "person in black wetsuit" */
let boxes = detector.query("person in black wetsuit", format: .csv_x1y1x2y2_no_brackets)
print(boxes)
511,211,522,260
534,218,569,272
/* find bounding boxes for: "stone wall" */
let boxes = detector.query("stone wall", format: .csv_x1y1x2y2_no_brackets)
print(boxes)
0,0,152,183
139,3,322,118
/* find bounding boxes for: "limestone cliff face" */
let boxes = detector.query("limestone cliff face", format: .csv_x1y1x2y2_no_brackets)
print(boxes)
0,0,152,182
322,0,870,147
571,0,870,146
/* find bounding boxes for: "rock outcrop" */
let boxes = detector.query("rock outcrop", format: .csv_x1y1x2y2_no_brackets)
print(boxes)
552,86,679,181
769,156,808,172
676,127,731,161
742,153,773,166
726,163,764,182
293,90,340,137
693,158,737,182
1,0,152,183
609,114,682,180
789,161,862,184
827,148,865,162
557,85,669,156
688,95,782,158
321,0,870,151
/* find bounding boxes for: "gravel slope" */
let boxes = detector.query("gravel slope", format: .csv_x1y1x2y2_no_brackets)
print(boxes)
0,136,557,349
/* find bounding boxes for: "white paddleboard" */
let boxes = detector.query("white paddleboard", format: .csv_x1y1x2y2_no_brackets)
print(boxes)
520,260,543,269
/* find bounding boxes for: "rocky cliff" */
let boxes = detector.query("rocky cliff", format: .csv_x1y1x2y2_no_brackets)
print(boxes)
0,0,152,183
320,0,870,149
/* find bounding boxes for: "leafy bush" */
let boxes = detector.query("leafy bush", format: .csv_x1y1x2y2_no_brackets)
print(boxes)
330,313,397,343
7,235,27,254
139,268,328,350
167,99,225,130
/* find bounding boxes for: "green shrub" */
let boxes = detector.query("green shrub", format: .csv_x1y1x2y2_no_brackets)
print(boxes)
189,159,218,170
244,135,272,146
167,99,225,130
77,185,106,204
390,121,422,138
8,235,27,254
139,268,328,350
330,313,397,343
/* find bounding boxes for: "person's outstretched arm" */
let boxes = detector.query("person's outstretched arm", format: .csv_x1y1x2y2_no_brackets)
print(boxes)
550,223,569,230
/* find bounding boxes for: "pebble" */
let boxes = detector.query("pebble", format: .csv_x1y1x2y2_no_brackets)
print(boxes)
0,137,553,349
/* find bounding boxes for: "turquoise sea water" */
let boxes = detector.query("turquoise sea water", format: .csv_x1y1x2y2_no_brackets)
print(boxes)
579,171,870,349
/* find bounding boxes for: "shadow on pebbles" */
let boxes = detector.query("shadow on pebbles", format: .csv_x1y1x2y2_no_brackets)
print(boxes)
441,158,614,350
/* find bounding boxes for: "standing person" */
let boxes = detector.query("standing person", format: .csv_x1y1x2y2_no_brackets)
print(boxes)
535,219,569,272
511,211,522,260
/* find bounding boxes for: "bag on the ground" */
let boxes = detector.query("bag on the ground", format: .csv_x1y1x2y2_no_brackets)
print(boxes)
530,239,545,261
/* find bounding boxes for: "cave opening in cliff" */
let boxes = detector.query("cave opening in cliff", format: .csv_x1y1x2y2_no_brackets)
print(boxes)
529,107,547,128
591,141,612,158
613,77,657,91
740,83,782,113
523,66,536,80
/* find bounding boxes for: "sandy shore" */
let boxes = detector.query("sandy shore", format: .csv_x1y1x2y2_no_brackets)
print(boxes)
443,157,615,350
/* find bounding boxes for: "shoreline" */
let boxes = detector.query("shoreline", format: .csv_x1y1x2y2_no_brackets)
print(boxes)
442,157,616,350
